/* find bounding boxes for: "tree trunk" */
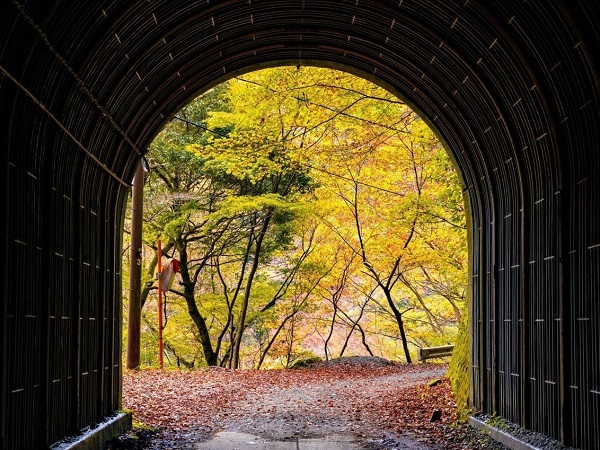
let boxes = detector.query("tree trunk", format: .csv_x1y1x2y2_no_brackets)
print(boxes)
182,291,218,366
338,293,370,358
257,307,298,369
283,320,293,368
358,323,374,356
256,278,319,369
179,246,218,365
383,289,412,363
127,162,144,369
231,211,272,369
324,303,338,361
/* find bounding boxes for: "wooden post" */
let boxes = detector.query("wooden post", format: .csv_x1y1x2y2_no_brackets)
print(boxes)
126,161,144,369
157,239,164,369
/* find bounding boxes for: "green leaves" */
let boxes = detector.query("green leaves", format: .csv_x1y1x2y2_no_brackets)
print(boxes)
126,65,467,370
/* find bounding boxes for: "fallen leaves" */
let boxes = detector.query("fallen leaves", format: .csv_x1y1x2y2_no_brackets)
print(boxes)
120,359,486,449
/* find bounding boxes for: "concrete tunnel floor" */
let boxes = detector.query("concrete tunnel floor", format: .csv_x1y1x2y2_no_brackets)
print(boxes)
194,431,364,450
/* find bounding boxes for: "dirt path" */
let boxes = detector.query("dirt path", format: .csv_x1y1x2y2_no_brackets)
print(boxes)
219,365,447,443
117,358,505,449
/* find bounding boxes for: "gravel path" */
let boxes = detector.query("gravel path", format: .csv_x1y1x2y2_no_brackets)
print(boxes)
216,365,447,445
115,358,507,449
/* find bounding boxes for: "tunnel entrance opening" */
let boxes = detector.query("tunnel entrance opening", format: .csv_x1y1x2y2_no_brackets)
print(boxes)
122,65,468,374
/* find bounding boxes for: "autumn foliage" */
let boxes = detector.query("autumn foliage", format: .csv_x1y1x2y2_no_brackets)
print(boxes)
123,66,467,372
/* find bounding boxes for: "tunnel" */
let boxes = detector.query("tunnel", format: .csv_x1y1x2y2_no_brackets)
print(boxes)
1,1,599,448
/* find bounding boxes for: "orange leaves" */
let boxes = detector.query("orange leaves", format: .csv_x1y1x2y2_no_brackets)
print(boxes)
121,361,472,448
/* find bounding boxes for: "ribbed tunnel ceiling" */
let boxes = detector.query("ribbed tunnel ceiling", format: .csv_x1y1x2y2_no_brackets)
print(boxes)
2,1,600,449
3,0,597,184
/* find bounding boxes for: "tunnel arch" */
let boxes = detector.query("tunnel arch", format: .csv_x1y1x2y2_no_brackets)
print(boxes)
1,1,599,448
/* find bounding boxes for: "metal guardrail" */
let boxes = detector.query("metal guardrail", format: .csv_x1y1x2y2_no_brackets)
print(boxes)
417,345,455,362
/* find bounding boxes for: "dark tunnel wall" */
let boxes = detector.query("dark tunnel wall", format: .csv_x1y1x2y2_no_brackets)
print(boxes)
1,1,599,448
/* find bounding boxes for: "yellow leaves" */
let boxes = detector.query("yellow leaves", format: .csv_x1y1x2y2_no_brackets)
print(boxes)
136,65,469,369
187,131,290,185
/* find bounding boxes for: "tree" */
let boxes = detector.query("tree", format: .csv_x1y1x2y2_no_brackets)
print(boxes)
311,116,466,361
126,65,467,369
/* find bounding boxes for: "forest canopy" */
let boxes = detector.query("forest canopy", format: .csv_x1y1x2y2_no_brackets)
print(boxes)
122,66,467,370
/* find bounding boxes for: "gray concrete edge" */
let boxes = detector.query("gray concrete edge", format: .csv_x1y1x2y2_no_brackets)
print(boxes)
51,411,132,450
468,416,541,450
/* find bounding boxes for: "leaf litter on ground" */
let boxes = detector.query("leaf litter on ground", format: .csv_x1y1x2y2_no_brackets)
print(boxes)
110,357,505,449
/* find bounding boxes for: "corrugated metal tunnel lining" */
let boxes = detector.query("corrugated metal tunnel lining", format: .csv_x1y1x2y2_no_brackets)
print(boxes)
1,1,599,448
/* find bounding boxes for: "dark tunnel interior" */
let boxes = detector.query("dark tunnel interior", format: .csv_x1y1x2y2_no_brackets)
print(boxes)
1,1,599,448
